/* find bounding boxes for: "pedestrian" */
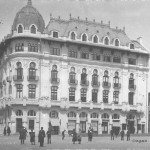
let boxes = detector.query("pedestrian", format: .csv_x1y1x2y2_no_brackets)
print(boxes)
3,126,6,136
127,129,130,141
29,128,35,145
72,129,77,144
77,129,82,144
19,126,26,144
88,127,93,141
120,130,124,141
110,129,114,140
38,127,45,147
46,127,52,144
7,126,11,136
62,130,66,140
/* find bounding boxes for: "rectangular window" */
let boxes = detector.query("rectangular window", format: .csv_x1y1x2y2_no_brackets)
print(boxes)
53,32,58,38
29,69,36,80
92,53,100,61
28,84,36,99
81,52,89,59
52,48,60,56
68,50,77,58
81,88,87,102
92,89,98,103
16,84,23,98
103,56,111,62
128,92,134,105
103,90,109,103
113,91,119,104
51,86,58,100
15,43,24,52
113,57,121,63
128,58,136,65
69,88,75,101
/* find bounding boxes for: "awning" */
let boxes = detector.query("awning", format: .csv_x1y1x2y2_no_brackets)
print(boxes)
113,122,120,127
50,119,60,126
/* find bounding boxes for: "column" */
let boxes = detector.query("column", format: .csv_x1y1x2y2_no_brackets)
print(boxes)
98,114,102,134
76,113,80,132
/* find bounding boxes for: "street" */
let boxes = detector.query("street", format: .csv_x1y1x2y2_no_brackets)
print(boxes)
0,134,150,150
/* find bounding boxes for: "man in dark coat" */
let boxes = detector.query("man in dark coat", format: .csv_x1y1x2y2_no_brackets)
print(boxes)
110,129,114,140
127,129,130,141
38,127,45,147
3,126,6,136
62,130,66,140
29,129,35,145
7,126,11,136
46,127,52,144
72,129,77,144
88,127,93,141
19,126,26,144
120,130,124,141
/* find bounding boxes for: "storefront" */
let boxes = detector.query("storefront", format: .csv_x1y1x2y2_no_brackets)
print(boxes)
101,113,109,134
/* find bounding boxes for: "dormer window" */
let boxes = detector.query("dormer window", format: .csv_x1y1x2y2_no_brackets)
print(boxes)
93,35,98,43
31,25,36,34
18,25,23,33
82,34,87,42
130,43,134,49
115,39,119,46
71,32,76,40
104,37,109,45
53,31,58,38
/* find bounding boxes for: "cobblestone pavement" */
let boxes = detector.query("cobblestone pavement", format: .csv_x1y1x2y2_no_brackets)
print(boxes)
0,134,150,150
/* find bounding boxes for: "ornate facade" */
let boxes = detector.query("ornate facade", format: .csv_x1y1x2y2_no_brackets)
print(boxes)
0,0,149,135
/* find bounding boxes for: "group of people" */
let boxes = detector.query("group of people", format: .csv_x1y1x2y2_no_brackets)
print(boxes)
110,128,131,141
3,126,11,136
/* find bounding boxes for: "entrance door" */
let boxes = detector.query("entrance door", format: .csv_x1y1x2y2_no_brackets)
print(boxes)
29,119,34,130
102,122,108,134
128,120,135,133
91,121,98,134
80,121,86,133
16,118,22,132
142,124,145,133
68,120,76,135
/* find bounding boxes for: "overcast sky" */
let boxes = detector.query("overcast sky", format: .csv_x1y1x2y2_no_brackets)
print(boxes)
0,0,149,49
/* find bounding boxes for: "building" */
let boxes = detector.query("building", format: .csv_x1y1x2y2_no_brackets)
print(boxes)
0,0,149,135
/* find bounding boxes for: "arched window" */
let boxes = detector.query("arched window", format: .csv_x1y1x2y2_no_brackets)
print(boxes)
103,70,109,84
51,65,58,82
101,113,109,119
79,112,87,118
104,37,109,45
82,34,87,42
91,113,98,118
129,73,134,89
29,62,36,80
50,111,58,118
113,72,119,87
93,35,98,43
9,84,12,95
92,69,98,85
68,111,76,118
130,43,134,49
31,25,36,34
18,25,23,33
16,110,23,116
16,62,23,79
127,114,135,120
115,39,119,46
71,32,76,40
112,114,120,120
69,67,76,83
28,110,36,116
81,68,87,85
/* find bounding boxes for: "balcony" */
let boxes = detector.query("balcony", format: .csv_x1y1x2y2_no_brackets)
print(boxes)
13,75,24,82
51,78,60,84
91,81,100,88
102,82,111,88
27,76,39,82
128,84,136,91
68,79,78,86
80,80,89,86
6,76,12,82
113,83,121,89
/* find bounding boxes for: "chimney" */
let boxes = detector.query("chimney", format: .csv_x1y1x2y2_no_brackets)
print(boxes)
137,37,142,45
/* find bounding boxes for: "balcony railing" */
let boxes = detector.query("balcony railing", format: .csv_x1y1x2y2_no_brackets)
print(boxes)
6,76,12,82
91,81,100,87
27,76,39,82
80,80,89,86
13,75,24,81
102,82,111,88
113,83,121,89
68,79,78,85
51,78,60,84
128,84,136,90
